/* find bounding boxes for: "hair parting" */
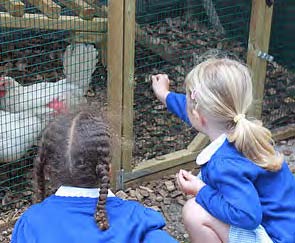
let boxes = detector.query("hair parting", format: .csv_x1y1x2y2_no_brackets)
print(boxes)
34,107,112,230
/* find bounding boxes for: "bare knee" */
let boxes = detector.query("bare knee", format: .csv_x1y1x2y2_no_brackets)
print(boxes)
182,198,229,243
182,198,208,227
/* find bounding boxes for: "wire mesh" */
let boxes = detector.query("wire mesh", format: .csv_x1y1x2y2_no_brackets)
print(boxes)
0,0,293,219
133,0,250,165
0,0,107,210
262,0,295,129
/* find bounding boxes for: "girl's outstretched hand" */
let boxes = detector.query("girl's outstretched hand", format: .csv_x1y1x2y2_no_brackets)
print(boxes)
151,74,170,106
176,169,206,196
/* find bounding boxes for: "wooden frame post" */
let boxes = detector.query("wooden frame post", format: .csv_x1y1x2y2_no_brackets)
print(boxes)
122,0,136,174
108,0,135,189
108,0,124,189
247,0,274,119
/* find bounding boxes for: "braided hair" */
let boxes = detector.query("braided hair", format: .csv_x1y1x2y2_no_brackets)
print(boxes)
33,109,111,230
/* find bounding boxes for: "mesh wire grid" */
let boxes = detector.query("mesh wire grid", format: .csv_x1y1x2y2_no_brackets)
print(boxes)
0,0,293,213
262,0,295,129
133,0,250,164
0,0,107,209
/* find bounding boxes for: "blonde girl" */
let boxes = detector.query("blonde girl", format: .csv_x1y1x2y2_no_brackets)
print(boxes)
152,58,295,243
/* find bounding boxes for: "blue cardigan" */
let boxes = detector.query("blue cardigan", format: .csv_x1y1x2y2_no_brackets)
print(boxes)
166,92,295,243
12,195,179,243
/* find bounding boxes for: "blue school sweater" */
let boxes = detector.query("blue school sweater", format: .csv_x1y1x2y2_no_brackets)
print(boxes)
166,92,295,243
12,188,179,243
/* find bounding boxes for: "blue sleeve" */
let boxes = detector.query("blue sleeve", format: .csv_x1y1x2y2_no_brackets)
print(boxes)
196,159,262,230
143,230,179,243
166,92,191,126
139,207,179,243
11,216,36,243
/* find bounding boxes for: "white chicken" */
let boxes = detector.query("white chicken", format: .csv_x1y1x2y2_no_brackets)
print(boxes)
0,43,97,162
0,43,98,117
0,110,47,162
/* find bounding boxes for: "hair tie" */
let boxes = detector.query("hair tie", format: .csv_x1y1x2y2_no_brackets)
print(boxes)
190,89,198,100
234,114,245,123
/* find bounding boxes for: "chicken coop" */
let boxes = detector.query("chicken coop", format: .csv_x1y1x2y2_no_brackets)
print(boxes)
0,0,294,223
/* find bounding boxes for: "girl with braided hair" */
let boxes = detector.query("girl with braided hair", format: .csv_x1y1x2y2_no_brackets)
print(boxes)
12,109,178,243
151,58,295,243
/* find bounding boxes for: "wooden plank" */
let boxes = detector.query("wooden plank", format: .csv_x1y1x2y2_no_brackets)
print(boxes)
0,12,107,31
247,0,274,119
58,0,95,20
0,0,24,17
71,31,106,43
107,0,124,189
124,149,200,185
121,0,136,173
83,0,108,17
272,124,295,141
187,132,209,152
125,160,200,188
135,24,179,64
26,0,61,19
132,149,198,173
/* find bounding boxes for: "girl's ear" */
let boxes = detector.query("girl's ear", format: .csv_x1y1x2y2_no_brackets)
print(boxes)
191,108,206,127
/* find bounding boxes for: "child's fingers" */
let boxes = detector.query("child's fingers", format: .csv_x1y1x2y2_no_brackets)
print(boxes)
177,171,188,188
176,172,185,190
151,75,158,83
181,170,195,181
176,173,182,189
180,169,191,180
151,74,169,83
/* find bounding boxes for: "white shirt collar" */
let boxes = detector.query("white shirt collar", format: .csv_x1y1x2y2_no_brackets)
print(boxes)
196,133,227,165
55,186,116,198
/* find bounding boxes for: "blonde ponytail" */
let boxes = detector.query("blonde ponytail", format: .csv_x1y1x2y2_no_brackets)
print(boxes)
185,58,283,171
228,116,283,171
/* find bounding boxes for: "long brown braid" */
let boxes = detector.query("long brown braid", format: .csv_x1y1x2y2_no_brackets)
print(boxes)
33,109,111,230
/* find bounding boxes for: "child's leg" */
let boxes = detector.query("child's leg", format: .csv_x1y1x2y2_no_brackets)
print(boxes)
182,198,229,243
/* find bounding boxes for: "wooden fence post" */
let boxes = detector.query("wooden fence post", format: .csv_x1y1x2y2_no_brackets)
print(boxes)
108,0,124,189
122,0,136,174
247,0,274,119
108,0,135,189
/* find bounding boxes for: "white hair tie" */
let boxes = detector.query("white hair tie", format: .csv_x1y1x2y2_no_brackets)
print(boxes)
234,114,245,123
190,89,198,100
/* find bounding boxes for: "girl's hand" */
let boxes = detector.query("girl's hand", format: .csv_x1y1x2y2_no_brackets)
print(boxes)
151,74,170,106
176,169,206,196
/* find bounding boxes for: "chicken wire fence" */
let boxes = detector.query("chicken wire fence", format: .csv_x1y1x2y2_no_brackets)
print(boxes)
0,0,294,211
263,0,295,129
133,0,251,164
133,0,295,166
0,0,107,209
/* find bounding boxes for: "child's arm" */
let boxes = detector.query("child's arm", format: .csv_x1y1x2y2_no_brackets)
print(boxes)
143,229,179,243
136,205,179,243
195,158,262,230
11,216,36,243
151,74,191,125
166,92,191,125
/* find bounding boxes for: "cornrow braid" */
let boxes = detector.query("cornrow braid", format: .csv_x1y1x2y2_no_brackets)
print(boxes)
33,137,46,203
33,107,112,231
96,162,110,230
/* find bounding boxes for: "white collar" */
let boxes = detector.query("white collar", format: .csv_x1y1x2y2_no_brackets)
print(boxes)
55,186,116,198
196,133,227,165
